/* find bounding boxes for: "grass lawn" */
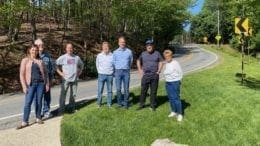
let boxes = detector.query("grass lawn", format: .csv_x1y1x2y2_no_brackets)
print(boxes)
61,45,260,146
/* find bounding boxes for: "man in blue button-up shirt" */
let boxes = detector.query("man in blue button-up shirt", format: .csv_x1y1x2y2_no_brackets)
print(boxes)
113,36,133,108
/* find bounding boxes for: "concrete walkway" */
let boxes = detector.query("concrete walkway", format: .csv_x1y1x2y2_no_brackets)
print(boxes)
0,117,61,146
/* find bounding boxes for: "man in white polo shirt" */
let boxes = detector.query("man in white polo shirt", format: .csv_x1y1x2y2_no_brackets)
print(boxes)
96,42,114,107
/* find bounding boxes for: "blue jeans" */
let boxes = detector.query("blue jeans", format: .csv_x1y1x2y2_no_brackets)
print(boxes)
42,75,52,115
97,74,113,106
115,69,130,107
59,80,77,113
42,85,51,115
165,81,182,114
23,82,44,123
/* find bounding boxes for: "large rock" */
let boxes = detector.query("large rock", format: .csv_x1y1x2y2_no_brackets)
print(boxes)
151,138,188,146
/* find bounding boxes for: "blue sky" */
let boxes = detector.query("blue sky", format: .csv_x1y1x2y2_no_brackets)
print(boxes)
184,0,204,31
189,0,204,15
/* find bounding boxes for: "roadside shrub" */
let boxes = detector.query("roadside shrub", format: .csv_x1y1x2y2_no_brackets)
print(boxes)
83,55,98,78
229,35,241,51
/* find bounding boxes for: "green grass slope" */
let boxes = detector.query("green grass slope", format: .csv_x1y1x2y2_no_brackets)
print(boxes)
61,45,260,146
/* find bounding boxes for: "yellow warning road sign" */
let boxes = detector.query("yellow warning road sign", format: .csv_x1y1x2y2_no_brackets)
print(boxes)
215,35,221,41
235,18,249,34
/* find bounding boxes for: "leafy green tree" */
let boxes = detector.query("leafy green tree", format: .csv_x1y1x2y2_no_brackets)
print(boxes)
191,0,259,54
0,0,28,42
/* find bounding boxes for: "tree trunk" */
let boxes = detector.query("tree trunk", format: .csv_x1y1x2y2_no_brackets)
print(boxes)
8,26,14,42
30,0,37,42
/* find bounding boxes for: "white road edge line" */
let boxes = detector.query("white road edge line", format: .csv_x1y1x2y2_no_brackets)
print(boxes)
0,46,218,122
0,95,96,121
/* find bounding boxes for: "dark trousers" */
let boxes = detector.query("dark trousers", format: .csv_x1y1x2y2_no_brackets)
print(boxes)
139,73,159,108
42,85,51,114
42,75,52,114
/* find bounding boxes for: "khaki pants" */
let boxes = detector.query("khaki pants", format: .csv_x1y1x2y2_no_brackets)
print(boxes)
59,80,78,113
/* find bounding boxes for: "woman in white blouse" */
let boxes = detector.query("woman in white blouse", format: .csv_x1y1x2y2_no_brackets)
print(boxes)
163,49,183,122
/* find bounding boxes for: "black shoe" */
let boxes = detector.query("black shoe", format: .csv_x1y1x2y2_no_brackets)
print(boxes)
136,106,144,111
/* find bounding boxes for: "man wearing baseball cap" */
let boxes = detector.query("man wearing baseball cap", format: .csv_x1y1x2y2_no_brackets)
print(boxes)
136,39,163,111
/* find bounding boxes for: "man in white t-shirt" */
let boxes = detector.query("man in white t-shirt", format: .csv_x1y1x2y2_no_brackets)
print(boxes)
56,43,84,114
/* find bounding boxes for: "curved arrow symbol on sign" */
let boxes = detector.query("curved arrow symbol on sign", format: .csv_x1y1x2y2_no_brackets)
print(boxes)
235,18,248,34
237,18,247,32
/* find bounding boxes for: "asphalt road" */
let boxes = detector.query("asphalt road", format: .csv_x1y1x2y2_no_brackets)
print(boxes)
0,44,218,130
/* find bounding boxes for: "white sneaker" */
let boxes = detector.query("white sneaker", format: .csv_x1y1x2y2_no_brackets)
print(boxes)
168,112,177,117
177,115,183,122
44,112,52,119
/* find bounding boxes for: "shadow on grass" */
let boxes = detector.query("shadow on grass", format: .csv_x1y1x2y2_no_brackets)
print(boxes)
128,92,169,108
49,98,96,119
181,99,191,116
235,73,260,90
128,92,191,114
244,77,260,90
110,92,141,106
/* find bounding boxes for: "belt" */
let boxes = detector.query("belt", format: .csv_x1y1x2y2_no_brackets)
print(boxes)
144,70,156,74
115,69,129,71
32,79,44,83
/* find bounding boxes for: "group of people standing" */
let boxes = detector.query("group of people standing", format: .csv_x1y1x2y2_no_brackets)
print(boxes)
96,36,133,109
17,40,84,129
96,36,184,121
17,35,183,129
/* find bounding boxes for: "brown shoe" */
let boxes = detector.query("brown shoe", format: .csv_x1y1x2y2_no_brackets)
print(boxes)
36,119,44,124
16,122,29,130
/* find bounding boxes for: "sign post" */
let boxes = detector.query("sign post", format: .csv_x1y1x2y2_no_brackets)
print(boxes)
215,35,221,47
235,17,249,84
240,34,245,84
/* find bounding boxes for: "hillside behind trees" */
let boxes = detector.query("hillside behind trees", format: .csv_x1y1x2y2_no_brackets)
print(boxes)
0,0,193,94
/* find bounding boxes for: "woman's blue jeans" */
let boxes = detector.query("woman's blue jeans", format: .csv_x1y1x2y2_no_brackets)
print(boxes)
165,81,182,114
23,82,44,122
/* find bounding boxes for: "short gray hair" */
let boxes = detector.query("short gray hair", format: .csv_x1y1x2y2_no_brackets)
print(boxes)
34,38,44,45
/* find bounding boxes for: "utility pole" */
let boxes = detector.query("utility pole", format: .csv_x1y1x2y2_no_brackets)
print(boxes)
241,33,245,84
241,2,245,84
217,9,220,47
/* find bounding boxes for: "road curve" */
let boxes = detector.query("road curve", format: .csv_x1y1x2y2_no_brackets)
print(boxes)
0,44,218,130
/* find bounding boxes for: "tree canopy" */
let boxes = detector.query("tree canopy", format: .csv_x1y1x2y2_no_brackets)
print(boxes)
190,0,259,53
0,0,193,94
0,0,193,47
